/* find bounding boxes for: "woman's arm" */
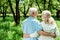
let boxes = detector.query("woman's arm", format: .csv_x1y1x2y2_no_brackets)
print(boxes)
55,27,60,37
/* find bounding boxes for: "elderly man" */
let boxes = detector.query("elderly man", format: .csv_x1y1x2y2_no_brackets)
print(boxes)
22,8,56,40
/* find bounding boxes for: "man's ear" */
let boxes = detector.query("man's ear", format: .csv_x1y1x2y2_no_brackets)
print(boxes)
32,12,34,14
32,12,35,16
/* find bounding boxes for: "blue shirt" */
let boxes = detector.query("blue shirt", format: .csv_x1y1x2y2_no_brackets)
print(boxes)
22,16,43,40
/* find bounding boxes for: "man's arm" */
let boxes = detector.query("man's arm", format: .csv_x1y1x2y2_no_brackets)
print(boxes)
23,30,56,38
38,30,56,38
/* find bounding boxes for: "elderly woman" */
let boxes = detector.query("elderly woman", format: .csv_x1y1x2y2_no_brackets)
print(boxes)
38,10,60,40
23,10,60,40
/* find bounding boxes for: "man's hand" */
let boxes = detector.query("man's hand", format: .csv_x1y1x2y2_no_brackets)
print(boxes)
23,34,30,38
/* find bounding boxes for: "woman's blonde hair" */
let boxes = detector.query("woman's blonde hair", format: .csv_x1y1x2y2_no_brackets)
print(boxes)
42,10,55,24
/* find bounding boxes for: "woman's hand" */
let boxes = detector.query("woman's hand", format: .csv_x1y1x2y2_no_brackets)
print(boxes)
38,30,56,38
23,34,30,38
51,34,56,38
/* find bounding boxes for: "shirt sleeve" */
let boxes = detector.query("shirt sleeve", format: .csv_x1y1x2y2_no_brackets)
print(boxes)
55,27,60,37
22,22,26,33
35,21,43,32
29,20,43,38
30,32,39,38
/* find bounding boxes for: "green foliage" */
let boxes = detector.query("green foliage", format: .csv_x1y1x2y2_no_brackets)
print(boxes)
0,16,23,40
0,0,60,40
0,0,60,16
19,0,60,15
0,16,60,40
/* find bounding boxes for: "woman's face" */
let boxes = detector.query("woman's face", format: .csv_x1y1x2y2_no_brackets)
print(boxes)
41,13,46,20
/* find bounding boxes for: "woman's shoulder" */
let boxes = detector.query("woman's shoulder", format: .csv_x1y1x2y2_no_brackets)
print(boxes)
41,21,45,24
40,21,45,26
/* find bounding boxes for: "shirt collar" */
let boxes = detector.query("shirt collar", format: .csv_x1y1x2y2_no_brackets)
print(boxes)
29,16,35,19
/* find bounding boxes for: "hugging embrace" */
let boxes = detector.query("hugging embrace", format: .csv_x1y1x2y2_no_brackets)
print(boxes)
22,8,60,40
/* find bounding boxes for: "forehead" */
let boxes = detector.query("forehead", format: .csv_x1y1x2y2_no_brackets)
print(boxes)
42,13,46,15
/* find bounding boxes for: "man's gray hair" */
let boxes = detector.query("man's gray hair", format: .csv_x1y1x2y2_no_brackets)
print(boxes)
29,8,38,15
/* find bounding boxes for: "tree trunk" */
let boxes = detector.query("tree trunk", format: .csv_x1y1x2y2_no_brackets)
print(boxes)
23,3,26,18
56,10,60,19
25,0,33,14
8,0,15,17
48,0,51,10
35,0,41,12
2,5,6,21
8,0,20,25
0,4,1,15
16,0,20,25
57,0,59,1
44,0,46,10
8,0,16,20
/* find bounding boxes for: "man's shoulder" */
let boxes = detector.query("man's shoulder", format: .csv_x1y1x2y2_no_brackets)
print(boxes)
23,18,28,23
23,17,40,24
22,17,32,23
31,19,41,25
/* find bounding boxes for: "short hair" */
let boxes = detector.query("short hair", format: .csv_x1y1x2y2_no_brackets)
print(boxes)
29,8,38,15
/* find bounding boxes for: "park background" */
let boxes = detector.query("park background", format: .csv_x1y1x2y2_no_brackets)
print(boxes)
0,0,60,40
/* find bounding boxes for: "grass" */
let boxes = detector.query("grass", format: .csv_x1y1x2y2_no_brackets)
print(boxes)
0,16,60,40
55,20,60,40
0,17,23,40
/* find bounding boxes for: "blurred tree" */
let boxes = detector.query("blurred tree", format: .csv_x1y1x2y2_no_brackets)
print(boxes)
0,0,60,20
35,0,41,12
44,0,46,10
20,0,33,18
8,0,20,25
25,0,33,17
2,5,6,20
0,0,8,20
16,0,20,25
23,0,26,18
48,0,51,10
56,10,60,19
